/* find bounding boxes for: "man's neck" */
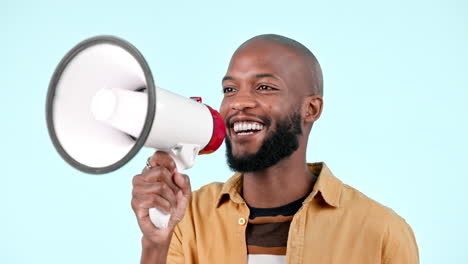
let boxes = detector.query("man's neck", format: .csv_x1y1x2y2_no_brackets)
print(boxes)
242,149,316,208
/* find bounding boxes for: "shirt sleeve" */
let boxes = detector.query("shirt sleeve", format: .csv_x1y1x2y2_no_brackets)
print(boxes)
382,214,419,264
166,224,184,264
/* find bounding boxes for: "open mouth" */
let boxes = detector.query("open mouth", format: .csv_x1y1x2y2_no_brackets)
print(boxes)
232,121,265,136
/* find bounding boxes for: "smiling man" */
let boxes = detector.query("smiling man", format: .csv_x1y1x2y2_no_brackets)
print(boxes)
131,34,419,264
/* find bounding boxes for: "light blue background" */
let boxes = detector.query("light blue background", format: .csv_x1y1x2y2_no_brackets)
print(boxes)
2,0,467,263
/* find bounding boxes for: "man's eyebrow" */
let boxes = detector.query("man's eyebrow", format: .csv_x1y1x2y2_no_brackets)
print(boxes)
222,73,279,82
254,73,277,79
222,76,234,82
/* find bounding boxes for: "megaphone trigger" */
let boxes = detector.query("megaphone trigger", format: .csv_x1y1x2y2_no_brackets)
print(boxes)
169,143,201,172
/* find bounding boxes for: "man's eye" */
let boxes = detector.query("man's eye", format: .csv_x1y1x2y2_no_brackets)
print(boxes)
258,85,274,90
223,87,236,93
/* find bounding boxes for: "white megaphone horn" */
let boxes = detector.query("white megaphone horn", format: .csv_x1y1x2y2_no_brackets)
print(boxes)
46,35,226,229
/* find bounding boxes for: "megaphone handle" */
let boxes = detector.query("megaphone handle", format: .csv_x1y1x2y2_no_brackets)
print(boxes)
148,144,200,229
148,156,182,229
149,207,171,229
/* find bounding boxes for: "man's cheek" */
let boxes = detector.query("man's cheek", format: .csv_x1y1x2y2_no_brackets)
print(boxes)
219,100,228,117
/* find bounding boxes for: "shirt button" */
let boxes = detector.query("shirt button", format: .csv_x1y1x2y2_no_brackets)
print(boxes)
238,217,246,225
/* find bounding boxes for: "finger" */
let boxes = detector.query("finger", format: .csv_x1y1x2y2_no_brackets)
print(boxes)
149,151,177,172
132,200,167,233
133,194,172,214
132,173,152,188
134,179,179,200
141,166,171,182
132,199,149,219
133,182,177,210
158,170,180,195
140,167,179,194
138,214,158,234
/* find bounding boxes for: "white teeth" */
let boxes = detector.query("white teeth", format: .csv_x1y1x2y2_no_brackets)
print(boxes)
233,121,265,133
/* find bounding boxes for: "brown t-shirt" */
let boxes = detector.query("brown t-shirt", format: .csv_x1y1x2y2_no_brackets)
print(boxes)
246,194,307,263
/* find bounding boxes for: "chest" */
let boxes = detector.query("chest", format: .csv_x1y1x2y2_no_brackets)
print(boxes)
186,207,383,264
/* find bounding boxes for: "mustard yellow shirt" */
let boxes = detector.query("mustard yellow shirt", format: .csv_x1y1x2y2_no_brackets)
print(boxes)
168,162,419,263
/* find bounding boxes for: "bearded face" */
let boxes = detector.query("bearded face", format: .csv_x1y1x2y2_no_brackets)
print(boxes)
225,111,302,172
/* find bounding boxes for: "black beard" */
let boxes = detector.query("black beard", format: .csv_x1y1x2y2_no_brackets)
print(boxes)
225,112,303,173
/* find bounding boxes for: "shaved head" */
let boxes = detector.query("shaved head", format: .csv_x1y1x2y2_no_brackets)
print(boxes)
235,34,323,96
221,33,325,170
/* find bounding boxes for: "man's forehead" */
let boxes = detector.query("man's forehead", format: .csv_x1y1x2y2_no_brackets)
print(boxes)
226,41,301,76
223,34,323,96
233,39,299,62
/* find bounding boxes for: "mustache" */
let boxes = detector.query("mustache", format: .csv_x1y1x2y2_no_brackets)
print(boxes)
225,112,272,128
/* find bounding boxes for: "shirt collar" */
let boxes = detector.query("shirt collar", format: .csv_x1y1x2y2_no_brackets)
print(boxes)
215,162,343,208
304,162,342,207
216,171,245,207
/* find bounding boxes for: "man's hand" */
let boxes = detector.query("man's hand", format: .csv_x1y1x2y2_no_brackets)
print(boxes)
131,151,191,261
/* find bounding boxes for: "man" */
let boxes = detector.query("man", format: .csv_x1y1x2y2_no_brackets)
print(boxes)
131,34,419,263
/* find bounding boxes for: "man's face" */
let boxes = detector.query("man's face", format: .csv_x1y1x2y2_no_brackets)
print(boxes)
220,41,306,171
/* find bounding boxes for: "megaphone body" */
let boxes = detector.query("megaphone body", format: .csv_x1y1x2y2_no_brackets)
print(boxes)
46,36,225,228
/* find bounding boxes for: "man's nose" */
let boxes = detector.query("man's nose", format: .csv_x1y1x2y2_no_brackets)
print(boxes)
231,95,257,111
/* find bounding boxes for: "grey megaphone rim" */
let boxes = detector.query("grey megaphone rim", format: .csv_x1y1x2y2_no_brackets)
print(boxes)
46,35,156,174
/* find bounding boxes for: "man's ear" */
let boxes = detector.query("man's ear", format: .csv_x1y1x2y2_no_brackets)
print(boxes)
302,95,323,123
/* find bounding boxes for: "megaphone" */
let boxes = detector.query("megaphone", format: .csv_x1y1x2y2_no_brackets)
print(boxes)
46,35,226,229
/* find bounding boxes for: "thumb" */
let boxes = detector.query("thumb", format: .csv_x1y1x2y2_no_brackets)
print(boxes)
169,172,191,227
174,171,191,199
